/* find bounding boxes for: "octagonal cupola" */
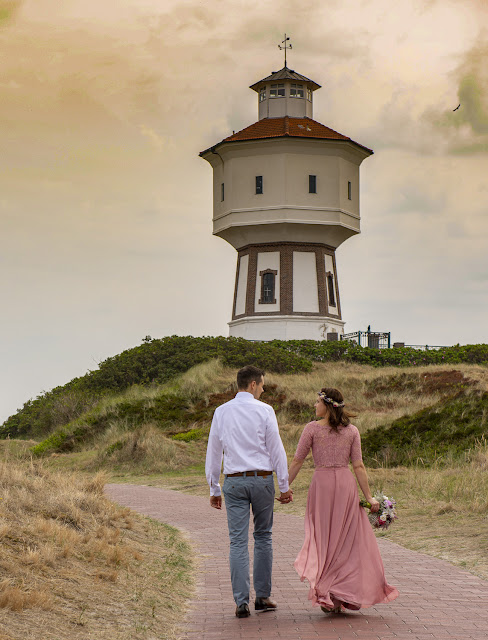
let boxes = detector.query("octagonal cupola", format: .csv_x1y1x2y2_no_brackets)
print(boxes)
250,67,321,120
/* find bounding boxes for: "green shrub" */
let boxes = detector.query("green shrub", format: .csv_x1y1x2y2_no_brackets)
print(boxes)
361,390,488,467
172,428,206,442
5,335,488,443
1,336,311,440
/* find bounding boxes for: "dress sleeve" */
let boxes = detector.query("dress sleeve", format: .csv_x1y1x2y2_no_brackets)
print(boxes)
294,423,314,460
350,427,363,463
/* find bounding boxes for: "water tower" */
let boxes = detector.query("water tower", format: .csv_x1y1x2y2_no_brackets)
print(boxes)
200,40,373,341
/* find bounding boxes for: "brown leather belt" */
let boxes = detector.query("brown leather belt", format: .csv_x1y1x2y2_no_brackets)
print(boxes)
226,470,273,477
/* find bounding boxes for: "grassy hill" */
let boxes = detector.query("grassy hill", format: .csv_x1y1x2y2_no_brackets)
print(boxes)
2,336,488,471
3,335,488,440
361,390,488,466
1,335,488,623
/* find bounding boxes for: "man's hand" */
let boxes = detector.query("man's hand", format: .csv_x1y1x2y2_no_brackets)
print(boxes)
210,495,222,510
276,489,293,504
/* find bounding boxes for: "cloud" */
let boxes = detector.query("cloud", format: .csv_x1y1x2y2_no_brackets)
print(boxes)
2,0,488,421
424,40,488,154
0,0,20,23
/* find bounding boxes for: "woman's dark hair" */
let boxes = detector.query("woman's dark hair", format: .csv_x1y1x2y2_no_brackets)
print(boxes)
318,387,357,432
237,365,265,390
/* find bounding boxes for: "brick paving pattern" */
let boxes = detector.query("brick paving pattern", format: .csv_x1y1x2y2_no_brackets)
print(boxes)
106,485,488,640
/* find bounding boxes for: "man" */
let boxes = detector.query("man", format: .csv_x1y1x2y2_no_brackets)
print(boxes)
205,365,293,618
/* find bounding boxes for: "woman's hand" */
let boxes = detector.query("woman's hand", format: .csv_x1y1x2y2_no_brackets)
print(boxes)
369,497,380,513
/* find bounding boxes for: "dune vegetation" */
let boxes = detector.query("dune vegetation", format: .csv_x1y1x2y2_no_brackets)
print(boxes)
1,336,487,639
0,452,193,640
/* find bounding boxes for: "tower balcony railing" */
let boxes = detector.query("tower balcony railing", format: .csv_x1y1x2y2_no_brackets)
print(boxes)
341,331,391,349
341,332,448,350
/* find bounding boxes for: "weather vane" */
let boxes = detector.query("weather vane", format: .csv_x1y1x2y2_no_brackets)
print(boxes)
278,34,292,68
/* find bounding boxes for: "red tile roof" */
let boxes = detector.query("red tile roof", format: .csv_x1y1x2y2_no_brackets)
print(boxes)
200,117,373,155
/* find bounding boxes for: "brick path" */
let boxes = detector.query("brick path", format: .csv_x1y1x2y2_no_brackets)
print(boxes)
106,485,488,640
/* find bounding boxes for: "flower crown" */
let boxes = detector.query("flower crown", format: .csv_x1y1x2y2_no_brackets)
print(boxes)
318,391,344,408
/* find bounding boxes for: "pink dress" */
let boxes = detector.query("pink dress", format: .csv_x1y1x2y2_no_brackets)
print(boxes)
293,421,399,610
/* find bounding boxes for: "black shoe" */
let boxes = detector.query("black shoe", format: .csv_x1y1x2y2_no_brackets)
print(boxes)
235,603,250,618
254,597,277,612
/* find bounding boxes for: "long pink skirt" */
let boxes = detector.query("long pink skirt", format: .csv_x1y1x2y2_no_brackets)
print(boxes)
294,467,399,610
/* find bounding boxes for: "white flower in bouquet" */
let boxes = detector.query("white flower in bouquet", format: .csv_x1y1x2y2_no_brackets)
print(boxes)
359,492,398,530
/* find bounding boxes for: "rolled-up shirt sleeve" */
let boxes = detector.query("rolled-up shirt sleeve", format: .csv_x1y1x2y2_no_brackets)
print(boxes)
205,409,224,496
265,408,289,493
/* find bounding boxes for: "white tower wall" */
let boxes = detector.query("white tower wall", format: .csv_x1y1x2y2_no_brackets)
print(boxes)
293,252,319,313
200,65,373,342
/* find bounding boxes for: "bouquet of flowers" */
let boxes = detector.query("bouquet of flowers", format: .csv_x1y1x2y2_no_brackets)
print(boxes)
359,493,397,530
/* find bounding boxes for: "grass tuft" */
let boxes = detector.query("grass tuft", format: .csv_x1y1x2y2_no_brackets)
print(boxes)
0,457,194,639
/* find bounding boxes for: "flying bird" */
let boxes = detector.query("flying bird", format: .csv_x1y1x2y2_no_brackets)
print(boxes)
453,104,461,111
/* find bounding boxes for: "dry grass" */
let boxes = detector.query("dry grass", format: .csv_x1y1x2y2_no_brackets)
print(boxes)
0,455,194,640
15,358,488,600
267,361,488,434
94,422,196,472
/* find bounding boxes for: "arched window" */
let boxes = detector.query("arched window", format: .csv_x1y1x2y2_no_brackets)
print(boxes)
326,272,336,307
259,269,277,304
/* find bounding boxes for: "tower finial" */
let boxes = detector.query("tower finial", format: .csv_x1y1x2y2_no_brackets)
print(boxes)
278,34,292,68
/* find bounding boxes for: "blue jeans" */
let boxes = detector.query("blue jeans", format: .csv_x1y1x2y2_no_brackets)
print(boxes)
222,473,275,606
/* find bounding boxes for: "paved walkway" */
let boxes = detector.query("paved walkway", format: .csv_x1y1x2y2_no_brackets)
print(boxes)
106,485,488,640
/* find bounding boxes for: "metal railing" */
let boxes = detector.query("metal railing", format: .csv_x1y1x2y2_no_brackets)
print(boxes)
341,331,391,349
402,344,447,351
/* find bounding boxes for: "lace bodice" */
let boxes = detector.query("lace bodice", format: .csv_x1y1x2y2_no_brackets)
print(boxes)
294,421,363,468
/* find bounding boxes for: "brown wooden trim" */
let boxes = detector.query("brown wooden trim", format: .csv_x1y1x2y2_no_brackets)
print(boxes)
238,240,337,253
245,250,258,317
232,242,342,319
280,245,293,315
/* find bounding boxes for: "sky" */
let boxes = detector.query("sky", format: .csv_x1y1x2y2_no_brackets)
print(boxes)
0,0,487,421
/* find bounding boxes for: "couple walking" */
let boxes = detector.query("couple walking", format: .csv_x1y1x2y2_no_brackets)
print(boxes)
205,365,398,617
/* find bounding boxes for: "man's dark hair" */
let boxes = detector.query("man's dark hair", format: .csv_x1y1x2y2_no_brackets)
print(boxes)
237,365,265,390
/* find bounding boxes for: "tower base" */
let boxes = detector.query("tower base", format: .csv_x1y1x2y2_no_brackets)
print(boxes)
228,315,345,342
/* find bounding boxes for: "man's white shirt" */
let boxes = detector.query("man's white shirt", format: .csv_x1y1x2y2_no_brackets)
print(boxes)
205,391,290,497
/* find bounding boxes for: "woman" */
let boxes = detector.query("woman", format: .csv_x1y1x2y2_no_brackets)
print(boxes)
289,387,398,613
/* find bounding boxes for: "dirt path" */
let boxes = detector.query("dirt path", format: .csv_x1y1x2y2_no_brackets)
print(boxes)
106,484,488,640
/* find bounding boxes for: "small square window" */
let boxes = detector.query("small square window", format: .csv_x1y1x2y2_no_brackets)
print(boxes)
309,175,317,194
270,83,285,98
221,183,224,202
256,175,263,194
259,86,266,102
348,181,352,200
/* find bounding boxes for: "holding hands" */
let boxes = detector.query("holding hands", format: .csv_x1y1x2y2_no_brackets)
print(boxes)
276,489,293,504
